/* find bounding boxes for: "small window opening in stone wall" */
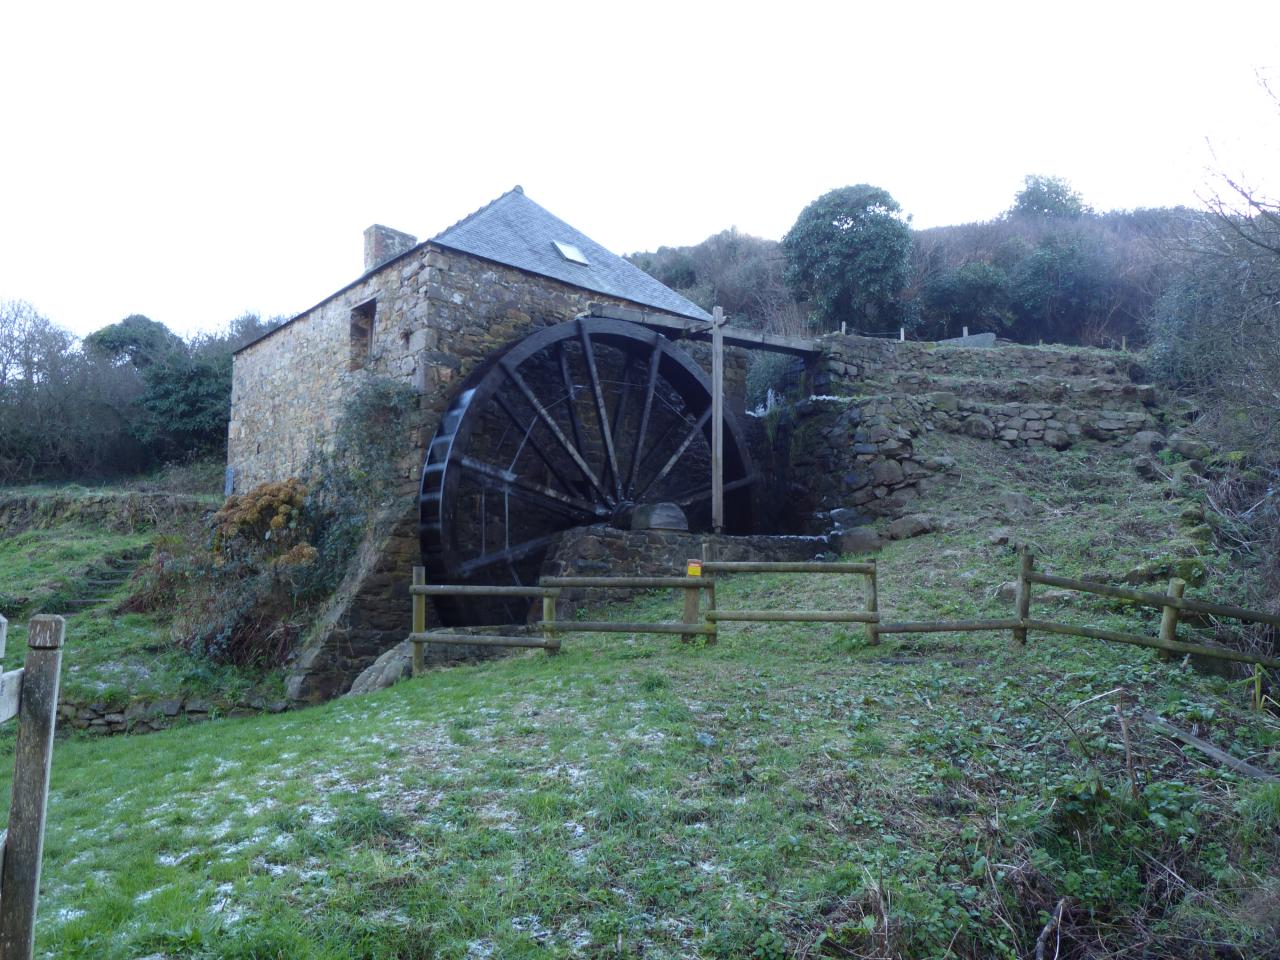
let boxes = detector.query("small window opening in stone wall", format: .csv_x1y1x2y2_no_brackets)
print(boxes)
350,299,376,371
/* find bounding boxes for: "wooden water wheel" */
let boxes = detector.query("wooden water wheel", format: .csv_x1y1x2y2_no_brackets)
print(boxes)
419,317,754,624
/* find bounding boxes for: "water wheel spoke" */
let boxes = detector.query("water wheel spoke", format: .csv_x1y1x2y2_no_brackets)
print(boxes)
458,531,565,577
606,358,634,492
556,342,589,463
500,360,611,504
493,391,581,498
628,334,663,497
457,455,604,520
635,407,712,501
578,323,623,501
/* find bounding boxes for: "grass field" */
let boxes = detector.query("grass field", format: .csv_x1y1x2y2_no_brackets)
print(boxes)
2,440,1278,958
0,482,281,709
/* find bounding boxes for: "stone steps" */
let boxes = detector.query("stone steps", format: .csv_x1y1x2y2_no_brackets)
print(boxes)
878,372,1158,410
928,394,1159,449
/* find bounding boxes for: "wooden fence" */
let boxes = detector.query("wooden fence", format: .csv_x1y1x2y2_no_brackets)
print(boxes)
408,569,716,672
407,546,1280,678
0,614,66,960
698,559,879,645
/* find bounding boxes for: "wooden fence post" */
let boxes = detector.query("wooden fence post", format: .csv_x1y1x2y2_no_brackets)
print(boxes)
0,615,65,960
1159,577,1186,662
683,560,704,644
865,561,879,646
411,567,426,676
1013,548,1033,647
543,592,559,654
701,542,716,616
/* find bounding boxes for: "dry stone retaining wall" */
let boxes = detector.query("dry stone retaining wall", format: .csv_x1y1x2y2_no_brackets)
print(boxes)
817,334,1140,385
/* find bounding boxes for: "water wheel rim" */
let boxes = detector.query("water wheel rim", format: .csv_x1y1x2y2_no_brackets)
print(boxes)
419,316,754,625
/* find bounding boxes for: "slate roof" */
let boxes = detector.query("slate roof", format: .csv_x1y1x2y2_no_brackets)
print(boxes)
432,187,712,322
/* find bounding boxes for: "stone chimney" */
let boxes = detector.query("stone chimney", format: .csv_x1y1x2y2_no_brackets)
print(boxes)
363,224,418,273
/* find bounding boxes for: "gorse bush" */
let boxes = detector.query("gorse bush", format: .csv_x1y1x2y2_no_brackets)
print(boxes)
212,478,312,563
126,376,416,668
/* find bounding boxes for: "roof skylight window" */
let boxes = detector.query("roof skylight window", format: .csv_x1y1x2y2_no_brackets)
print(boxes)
553,240,590,265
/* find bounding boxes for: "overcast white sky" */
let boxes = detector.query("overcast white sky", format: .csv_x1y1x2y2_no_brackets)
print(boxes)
2,1,1278,337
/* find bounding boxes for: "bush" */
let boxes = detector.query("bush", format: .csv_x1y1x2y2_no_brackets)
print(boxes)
124,377,415,669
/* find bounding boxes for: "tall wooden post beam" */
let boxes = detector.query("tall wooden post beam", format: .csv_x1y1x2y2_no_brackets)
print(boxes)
711,306,725,534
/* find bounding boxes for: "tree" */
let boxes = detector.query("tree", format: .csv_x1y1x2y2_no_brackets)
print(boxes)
84,314,184,368
920,262,1013,337
1008,175,1091,220
1009,235,1110,341
782,184,912,331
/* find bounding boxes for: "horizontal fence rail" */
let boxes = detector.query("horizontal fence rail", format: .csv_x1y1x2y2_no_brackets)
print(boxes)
539,576,714,590
878,619,1023,634
545,621,717,636
410,632,554,649
708,610,877,624
1016,549,1279,675
406,548,1279,681
409,569,563,672
700,554,879,643
411,584,559,598
701,561,876,575
1028,571,1280,628
1025,619,1280,670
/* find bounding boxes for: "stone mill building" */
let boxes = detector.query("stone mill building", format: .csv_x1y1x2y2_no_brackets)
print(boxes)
228,187,731,701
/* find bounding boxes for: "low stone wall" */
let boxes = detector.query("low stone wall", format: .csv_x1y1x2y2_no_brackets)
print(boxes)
818,333,1138,386
58,694,289,735
928,394,1157,449
880,371,1158,409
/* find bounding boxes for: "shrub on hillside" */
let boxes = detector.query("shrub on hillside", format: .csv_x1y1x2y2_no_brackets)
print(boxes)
123,377,414,668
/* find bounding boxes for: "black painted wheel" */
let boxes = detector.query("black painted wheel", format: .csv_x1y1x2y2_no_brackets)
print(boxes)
419,317,754,625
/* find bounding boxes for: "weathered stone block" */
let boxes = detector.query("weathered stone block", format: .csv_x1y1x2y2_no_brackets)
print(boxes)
961,415,996,439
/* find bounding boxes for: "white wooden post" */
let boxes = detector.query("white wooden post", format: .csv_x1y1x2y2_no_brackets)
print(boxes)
899,326,906,342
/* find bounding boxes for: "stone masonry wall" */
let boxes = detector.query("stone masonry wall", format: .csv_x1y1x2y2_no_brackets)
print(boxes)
817,334,1140,386
750,396,956,537
751,333,1170,552
229,245,749,493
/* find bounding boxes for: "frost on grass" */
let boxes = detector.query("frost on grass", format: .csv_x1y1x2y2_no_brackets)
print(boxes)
156,849,199,867
209,880,245,925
